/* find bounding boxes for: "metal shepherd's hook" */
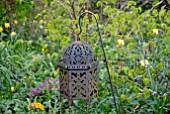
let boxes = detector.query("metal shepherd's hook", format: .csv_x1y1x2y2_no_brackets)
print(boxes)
78,11,118,114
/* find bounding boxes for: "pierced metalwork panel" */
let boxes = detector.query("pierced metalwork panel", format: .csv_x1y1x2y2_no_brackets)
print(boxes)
88,67,98,98
70,71,87,99
58,40,98,103
59,68,69,98
63,41,94,65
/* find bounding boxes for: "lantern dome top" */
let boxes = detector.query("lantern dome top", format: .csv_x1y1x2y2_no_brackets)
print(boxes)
62,41,95,66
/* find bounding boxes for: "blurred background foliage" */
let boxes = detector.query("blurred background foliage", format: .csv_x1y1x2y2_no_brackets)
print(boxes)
0,0,170,113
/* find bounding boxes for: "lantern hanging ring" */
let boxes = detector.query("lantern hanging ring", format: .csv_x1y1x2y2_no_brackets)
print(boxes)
77,11,118,113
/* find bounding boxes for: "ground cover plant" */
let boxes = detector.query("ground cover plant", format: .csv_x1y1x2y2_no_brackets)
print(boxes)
0,0,170,113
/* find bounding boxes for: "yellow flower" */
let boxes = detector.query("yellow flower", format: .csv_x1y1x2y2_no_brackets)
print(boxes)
153,29,158,35
5,23,10,29
117,39,124,47
0,27,3,32
28,102,44,110
28,103,34,110
47,53,50,57
11,31,17,37
24,76,26,79
140,59,149,67
42,48,45,52
14,20,18,24
39,20,44,24
56,69,59,75
11,86,15,92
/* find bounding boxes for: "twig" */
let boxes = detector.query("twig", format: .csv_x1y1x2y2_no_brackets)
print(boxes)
119,1,127,11
164,0,170,8
118,75,144,88
149,1,163,13
70,0,77,20
78,4,85,15
99,0,103,23
139,0,151,7
86,24,88,43
150,64,170,87
137,99,161,114
57,0,73,19
138,28,146,58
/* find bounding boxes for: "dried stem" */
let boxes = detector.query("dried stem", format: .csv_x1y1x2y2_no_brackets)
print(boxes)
118,74,144,89
57,0,73,19
150,64,170,87
164,0,170,8
71,0,77,20
119,1,127,11
86,24,88,43
139,0,151,7
149,1,163,13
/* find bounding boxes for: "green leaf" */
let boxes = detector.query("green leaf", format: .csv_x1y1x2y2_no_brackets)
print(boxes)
127,97,132,102
130,100,138,105
143,78,150,85
143,87,150,99
159,6,166,18
166,27,170,51
96,1,102,7
120,94,125,102
163,93,167,101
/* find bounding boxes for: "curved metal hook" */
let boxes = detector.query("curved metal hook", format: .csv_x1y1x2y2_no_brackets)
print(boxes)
78,11,98,36
78,11,118,113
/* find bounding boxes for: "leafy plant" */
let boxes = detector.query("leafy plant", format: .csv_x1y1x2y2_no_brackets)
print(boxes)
0,0,170,113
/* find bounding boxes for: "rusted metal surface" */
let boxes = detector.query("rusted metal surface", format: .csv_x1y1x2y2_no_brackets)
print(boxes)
58,41,98,105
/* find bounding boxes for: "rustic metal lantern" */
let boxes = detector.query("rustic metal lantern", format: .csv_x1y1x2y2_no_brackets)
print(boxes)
58,11,118,113
58,40,98,105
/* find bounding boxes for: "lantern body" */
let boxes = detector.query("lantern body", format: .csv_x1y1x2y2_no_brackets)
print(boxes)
58,41,98,104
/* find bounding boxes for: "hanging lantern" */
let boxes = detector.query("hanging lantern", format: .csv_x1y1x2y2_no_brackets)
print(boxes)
57,11,118,113
58,40,98,105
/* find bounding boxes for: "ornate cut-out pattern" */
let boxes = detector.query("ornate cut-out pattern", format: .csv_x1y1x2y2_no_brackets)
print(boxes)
58,41,98,103
89,68,98,97
84,45,93,63
63,46,72,64
60,69,69,98
63,42,94,65
72,45,84,65
70,71,87,99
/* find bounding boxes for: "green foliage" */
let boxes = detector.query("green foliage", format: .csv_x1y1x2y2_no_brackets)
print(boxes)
0,0,170,113
0,0,34,24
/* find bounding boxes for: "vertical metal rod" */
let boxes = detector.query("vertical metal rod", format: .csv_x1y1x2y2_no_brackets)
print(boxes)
78,11,118,114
